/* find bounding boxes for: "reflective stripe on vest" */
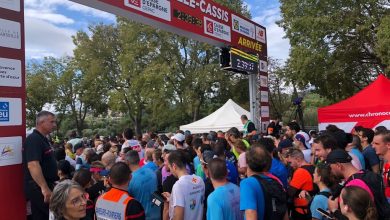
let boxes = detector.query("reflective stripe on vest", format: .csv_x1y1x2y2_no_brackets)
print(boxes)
95,188,133,220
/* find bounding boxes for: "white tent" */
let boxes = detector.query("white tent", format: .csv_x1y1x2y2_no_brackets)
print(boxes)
180,99,251,134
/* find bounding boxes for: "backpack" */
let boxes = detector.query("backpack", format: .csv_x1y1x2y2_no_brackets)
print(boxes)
253,173,288,220
307,191,331,210
345,170,390,220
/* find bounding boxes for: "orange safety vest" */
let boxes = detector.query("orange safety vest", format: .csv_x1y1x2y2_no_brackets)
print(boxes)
95,188,133,220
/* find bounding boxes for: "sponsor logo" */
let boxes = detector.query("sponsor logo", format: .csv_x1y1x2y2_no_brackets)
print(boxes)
0,18,21,49
259,75,268,88
260,91,268,102
259,60,267,72
0,98,22,126
124,0,171,21
0,102,9,122
192,177,198,184
0,136,22,167
128,0,141,7
256,26,266,43
0,57,22,87
206,20,214,34
261,106,270,118
204,17,231,42
233,19,239,31
231,14,255,39
1,145,13,157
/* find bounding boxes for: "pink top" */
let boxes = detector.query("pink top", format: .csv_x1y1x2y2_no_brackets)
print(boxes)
346,178,374,201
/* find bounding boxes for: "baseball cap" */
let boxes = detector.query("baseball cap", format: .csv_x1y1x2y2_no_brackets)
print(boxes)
162,143,176,152
295,131,311,149
278,139,293,151
73,142,84,153
201,150,217,165
184,130,191,137
325,149,352,164
173,133,185,142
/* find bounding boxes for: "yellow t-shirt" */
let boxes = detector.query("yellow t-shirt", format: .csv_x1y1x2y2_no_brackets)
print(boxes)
232,139,250,158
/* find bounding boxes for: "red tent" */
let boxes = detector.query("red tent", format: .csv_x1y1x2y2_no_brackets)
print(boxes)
318,74,390,132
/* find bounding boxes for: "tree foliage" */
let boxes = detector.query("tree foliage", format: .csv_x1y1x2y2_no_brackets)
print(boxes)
26,57,60,127
279,0,390,101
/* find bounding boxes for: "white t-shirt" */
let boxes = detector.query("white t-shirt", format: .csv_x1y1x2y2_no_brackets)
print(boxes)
238,152,247,169
169,174,205,220
302,149,312,163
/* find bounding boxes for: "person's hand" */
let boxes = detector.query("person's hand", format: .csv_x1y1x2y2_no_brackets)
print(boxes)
162,192,171,202
41,187,52,203
195,147,202,158
328,197,339,213
299,190,309,199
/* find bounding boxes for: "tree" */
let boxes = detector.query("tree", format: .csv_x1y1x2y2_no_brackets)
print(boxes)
52,56,108,136
278,0,389,101
267,58,292,120
26,57,60,127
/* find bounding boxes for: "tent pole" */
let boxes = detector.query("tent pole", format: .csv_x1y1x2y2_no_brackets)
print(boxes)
249,73,260,132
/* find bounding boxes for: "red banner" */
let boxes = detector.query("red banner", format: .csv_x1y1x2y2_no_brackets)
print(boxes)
71,0,267,58
0,0,26,219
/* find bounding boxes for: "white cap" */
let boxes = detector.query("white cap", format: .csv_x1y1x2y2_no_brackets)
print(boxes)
173,133,185,142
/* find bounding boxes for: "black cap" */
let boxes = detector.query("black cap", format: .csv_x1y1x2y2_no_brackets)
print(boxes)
325,149,352,164
201,150,216,165
278,139,293,151
73,142,84,153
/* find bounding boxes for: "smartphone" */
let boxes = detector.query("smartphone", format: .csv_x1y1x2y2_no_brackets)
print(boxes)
316,208,334,219
151,191,164,207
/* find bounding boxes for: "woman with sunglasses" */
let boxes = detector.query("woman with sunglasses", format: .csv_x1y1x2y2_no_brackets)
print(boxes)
49,180,89,220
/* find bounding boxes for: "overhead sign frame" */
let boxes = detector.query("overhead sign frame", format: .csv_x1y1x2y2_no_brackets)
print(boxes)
70,0,267,58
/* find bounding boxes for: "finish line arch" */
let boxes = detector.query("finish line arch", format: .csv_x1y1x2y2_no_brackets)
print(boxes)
0,1,268,219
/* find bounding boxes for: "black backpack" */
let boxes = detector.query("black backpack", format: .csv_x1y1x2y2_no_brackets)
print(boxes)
345,170,390,220
253,174,288,220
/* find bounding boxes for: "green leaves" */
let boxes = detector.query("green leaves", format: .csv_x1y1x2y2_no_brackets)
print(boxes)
279,0,389,101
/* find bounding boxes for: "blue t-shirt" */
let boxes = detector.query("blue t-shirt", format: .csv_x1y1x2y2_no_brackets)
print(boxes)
240,176,265,220
350,148,365,170
362,145,379,171
270,158,288,189
128,166,160,220
207,182,243,220
143,161,159,172
226,161,239,185
310,188,331,220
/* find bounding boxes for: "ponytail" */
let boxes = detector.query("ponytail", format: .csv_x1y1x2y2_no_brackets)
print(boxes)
363,205,377,220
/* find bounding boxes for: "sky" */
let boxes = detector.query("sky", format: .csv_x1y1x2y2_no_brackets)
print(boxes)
24,0,290,61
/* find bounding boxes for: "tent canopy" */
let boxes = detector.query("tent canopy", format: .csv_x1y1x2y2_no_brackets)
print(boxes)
180,99,251,134
318,74,390,132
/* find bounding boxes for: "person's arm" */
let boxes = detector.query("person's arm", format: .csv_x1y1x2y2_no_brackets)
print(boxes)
245,210,257,220
172,206,184,220
163,201,170,220
28,161,51,203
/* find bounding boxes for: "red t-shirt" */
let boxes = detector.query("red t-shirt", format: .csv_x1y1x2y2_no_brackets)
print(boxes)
384,162,390,199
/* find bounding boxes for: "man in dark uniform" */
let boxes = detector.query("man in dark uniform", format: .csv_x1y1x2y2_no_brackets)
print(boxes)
23,111,58,220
